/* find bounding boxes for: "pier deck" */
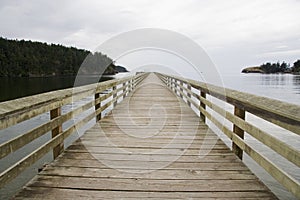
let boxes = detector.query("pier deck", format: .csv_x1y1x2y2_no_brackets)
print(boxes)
15,74,277,199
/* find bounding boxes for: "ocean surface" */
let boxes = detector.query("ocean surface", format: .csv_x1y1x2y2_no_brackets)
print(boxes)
0,73,299,199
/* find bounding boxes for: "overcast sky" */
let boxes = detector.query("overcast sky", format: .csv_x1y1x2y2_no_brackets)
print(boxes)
0,0,299,74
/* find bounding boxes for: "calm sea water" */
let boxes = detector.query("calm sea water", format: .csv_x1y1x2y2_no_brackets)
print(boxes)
0,75,114,102
0,73,299,199
222,73,300,105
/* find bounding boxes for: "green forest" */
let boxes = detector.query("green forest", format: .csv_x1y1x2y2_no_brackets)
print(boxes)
0,37,127,77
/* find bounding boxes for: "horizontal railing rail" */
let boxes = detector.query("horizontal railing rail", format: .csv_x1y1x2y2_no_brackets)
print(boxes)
157,72,300,199
0,72,148,188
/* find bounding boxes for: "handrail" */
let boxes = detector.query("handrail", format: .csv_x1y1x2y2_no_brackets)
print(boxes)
156,72,300,199
0,72,148,188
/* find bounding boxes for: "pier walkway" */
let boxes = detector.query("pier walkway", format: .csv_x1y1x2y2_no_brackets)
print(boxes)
14,74,278,199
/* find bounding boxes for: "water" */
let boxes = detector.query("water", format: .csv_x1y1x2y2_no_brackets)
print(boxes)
0,75,115,102
221,73,300,105
0,73,299,199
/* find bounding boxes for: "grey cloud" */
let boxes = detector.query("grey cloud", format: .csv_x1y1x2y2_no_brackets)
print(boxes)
0,0,299,73
0,0,141,45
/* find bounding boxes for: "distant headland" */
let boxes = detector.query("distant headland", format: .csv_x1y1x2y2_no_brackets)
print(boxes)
0,37,128,77
242,60,300,74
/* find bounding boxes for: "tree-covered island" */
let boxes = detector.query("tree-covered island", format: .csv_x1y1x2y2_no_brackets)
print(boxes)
0,37,128,77
242,60,300,74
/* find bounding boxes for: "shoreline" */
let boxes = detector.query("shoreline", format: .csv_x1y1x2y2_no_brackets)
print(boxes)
242,71,300,75
241,65,300,75
0,73,127,78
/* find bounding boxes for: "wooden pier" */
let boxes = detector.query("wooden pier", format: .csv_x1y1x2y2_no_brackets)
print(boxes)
0,73,299,199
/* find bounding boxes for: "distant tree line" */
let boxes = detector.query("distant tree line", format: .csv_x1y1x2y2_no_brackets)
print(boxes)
243,60,300,74
260,60,300,74
0,37,126,77
260,61,290,73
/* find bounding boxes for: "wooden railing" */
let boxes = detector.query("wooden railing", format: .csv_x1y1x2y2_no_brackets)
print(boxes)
157,73,300,198
0,72,148,188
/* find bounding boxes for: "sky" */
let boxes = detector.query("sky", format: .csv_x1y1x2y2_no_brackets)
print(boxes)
0,0,300,75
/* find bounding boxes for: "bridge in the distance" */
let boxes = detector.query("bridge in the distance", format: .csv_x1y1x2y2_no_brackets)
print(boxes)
0,72,299,199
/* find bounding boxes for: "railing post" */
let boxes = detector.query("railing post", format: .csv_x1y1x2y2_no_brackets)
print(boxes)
173,80,176,94
173,80,175,94
187,84,191,107
113,85,117,107
136,76,138,87
50,107,63,159
171,78,175,91
135,77,139,88
130,79,133,92
134,77,138,88
200,91,206,122
132,78,135,90
232,106,245,159
166,77,169,87
176,80,180,96
180,81,183,99
95,92,101,121
123,82,126,99
127,80,131,93
170,78,173,90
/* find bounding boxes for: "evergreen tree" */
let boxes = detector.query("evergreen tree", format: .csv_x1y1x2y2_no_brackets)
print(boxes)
292,60,300,73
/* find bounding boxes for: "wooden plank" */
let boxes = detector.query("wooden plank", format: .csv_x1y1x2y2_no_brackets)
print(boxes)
27,175,269,192
15,187,276,199
58,149,236,160
65,150,232,158
50,157,252,170
66,144,230,151
51,152,240,162
40,166,256,180
72,139,225,146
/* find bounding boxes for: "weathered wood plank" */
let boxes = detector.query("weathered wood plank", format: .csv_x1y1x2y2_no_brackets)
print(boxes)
67,153,234,161
28,175,269,192
71,139,226,146
58,149,237,159
15,187,276,199
40,166,256,180
50,158,252,170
